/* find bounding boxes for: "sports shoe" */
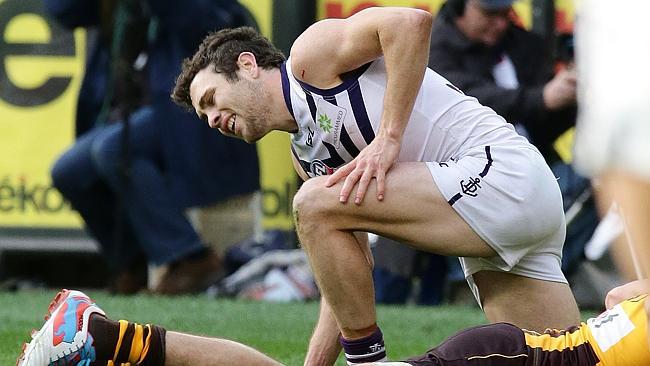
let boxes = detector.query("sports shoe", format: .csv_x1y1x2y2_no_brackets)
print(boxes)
16,289,105,366
154,248,223,295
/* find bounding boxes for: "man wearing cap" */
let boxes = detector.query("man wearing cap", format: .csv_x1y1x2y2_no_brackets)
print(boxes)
429,0,578,162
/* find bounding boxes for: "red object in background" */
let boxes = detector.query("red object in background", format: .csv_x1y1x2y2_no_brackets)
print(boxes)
325,2,432,19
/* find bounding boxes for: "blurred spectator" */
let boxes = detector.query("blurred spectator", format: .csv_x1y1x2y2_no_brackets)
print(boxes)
429,0,576,158
428,0,597,277
575,0,650,281
372,236,449,305
45,0,260,294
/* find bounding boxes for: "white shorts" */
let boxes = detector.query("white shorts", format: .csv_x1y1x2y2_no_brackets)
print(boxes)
426,145,568,303
574,0,650,179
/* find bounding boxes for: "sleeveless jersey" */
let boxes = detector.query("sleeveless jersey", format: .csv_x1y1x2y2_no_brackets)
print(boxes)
405,295,650,366
522,294,650,366
280,56,531,178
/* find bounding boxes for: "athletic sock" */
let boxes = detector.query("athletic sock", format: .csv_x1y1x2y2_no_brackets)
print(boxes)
88,314,167,365
339,327,387,365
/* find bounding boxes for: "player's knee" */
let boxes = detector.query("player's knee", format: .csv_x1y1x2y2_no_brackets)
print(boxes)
293,178,332,231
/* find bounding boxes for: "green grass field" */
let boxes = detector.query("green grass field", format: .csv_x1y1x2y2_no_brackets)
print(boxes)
0,289,488,365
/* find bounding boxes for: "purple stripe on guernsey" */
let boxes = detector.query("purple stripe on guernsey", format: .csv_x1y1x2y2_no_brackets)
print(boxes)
304,89,318,122
347,83,376,145
302,89,345,169
279,62,294,119
291,145,310,177
293,62,372,96
322,141,345,168
323,95,361,157
340,124,361,157
288,60,375,147
323,95,337,105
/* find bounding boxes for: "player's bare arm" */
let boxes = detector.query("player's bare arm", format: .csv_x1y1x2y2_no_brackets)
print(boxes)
290,7,433,204
303,297,343,366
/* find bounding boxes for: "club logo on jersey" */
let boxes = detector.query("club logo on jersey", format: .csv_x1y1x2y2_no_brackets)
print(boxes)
460,177,482,197
318,113,332,133
310,159,335,176
587,303,635,352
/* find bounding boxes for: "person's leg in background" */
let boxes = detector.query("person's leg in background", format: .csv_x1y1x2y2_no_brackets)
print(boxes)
372,236,449,306
371,236,450,305
598,172,650,350
50,127,147,294
91,107,220,295
551,161,598,277
372,237,416,304
589,179,644,283
574,0,650,347
415,252,448,305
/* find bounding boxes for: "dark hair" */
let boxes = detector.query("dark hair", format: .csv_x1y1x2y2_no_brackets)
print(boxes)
171,26,285,110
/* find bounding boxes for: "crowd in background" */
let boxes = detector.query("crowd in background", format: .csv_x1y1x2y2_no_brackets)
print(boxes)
4,0,640,310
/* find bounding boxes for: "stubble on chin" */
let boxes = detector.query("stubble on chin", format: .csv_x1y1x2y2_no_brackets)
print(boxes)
243,94,272,141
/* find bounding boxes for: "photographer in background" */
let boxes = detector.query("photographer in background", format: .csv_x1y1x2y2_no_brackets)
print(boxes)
429,0,577,159
428,0,596,278
45,0,260,295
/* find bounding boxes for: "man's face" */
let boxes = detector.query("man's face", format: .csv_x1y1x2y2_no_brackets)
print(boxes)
189,66,272,143
458,0,511,47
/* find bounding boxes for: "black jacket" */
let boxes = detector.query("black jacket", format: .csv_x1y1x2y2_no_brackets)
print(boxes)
428,5,576,161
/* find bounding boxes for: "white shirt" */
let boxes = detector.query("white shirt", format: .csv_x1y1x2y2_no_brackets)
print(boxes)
281,56,530,177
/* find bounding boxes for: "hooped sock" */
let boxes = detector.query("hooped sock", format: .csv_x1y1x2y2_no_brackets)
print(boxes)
339,326,387,365
89,314,166,365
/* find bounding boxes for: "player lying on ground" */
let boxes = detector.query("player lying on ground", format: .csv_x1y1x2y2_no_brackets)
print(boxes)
17,280,650,366
171,7,579,364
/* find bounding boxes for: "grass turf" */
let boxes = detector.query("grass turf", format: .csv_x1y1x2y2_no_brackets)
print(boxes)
0,289,487,365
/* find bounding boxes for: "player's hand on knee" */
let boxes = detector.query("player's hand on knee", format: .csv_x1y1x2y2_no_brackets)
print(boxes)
325,136,399,204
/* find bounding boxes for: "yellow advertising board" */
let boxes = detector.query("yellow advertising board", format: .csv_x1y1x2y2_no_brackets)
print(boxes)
1,0,576,232
240,0,273,38
317,0,575,32
318,0,444,19
0,0,85,228
240,0,297,230
0,0,296,231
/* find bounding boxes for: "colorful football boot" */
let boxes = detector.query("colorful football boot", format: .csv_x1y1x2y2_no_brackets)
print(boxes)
17,289,105,366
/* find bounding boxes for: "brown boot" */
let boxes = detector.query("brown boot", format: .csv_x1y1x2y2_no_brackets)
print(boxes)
153,249,222,295
109,264,148,295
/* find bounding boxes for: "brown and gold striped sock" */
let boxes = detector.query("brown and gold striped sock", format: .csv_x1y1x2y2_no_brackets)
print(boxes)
88,314,166,366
